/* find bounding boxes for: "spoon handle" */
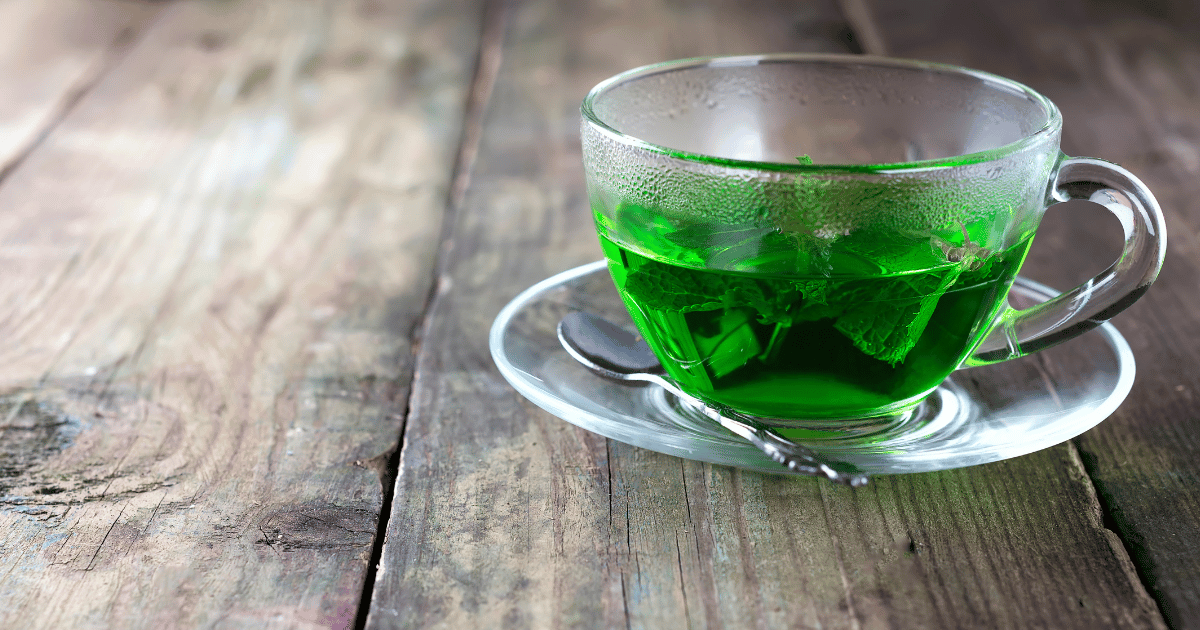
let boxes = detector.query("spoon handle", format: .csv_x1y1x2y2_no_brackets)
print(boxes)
712,412,869,486
641,374,869,487
557,312,868,486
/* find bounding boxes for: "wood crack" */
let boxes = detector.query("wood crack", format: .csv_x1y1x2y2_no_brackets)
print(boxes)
819,481,862,630
1068,440,1170,628
351,439,403,630
446,0,509,215
674,530,692,629
608,440,632,630
358,0,509,627
84,503,127,572
729,470,768,630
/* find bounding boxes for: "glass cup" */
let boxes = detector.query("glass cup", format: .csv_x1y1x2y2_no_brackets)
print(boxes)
580,54,1166,432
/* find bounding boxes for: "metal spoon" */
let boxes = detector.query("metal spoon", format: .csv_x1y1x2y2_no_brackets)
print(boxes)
557,311,868,486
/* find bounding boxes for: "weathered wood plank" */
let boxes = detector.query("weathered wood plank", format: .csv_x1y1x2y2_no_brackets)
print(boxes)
0,0,162,176
863,1,1200,626
370,0,1167,628
0,0,483,626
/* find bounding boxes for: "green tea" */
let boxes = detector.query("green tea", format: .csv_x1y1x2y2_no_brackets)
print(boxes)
599,209,1032,421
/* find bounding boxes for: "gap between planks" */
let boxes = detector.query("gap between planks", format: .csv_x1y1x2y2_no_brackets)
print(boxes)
355,0,512,628
1069,438,1172,625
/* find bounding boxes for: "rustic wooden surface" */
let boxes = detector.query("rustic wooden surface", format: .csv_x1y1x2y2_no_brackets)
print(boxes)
366,0,1189,629
0,0,1196,628
0,0,481,627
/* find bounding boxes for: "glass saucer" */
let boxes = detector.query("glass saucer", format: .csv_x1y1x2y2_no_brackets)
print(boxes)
489,261,1135,475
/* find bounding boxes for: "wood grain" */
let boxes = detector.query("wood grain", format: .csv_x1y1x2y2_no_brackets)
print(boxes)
0,0,165,499
863,1,1200,626
368,0,1169,628
0,0,481,626
0,0,161,177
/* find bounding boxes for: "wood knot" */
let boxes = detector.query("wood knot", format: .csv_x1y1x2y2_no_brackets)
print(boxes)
197,31,228,51
255,505,377,552
0,393,82,500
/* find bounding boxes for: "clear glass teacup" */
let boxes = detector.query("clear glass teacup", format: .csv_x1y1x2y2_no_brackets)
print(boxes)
580,54,1165,431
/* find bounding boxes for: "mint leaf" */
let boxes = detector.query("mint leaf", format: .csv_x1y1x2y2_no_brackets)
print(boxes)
796,280,829,304
790,279,844,322
620,263,725,312
621,261,843,327
832,270,958,365
621,255,964,369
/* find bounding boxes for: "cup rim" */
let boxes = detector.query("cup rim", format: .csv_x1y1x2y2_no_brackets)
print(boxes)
581,53,1063,175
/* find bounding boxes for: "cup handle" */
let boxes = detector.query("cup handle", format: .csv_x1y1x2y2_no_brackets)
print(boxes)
966,156,1167,366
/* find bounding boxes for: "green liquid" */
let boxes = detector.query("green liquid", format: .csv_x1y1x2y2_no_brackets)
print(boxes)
600,228,1031,421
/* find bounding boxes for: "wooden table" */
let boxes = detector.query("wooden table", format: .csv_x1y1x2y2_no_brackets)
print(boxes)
1,0,1197,628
